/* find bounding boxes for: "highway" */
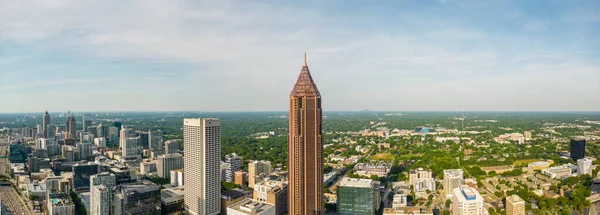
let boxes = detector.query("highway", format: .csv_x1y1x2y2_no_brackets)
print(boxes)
1,186,30,215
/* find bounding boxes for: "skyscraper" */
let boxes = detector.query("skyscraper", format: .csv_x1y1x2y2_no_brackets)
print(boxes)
570,137,586,161
66,116,76,139
184,118,221,215
164,140,179,154
43,111,50,138
122,137,139,157
288,53,324,215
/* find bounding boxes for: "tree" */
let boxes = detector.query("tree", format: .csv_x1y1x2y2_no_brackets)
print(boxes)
442,210,450,215
445,199,451,208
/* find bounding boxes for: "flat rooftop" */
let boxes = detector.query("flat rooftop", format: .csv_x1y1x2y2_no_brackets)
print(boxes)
338,177,373,188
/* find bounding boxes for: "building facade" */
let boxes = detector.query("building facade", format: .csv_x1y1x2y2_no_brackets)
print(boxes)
570,137,586,161
90,184,112,215
451,186,483,215
43,111,50,138
336,177,380,215
577,158,592,176
225,153,243,183
122,137,139,157
249,160,272,188
444,169,464,198
157,153,184,178
184,118,221,215
506,195,525,215
253,180,288,215
288,53,324,215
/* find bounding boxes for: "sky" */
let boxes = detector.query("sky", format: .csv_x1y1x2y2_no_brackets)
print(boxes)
0,0,599,112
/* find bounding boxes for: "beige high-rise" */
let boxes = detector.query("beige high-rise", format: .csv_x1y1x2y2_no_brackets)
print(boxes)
249,160,272,188
506,195,525,215
157,153,184,178
184,118,221,215
288,53,323,215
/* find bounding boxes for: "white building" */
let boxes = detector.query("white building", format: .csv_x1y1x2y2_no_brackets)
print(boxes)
94,137,106,148
77,142,93,160
542,164,573,179
90,172,116,186
140,160,157,175
90,184,111,215
170,169,184,187
451,185,483,215
392,193,407,208
184,118,221,215
48,197,75,215
577,158,592,176
225,153,243,183
122,136,140,157
157,153,184,178
444,169,464,198
409,168,433,185
413,178,436,193
227,198,275,215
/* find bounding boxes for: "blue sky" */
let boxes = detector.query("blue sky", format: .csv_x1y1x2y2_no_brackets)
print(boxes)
1,0,599,112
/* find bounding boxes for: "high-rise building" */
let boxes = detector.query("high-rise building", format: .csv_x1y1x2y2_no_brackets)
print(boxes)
90,184,112,215
66,116,76,139
570,137,586,161
90,172,117,186
577,158,592,176
157,153,184,178
336,177,380,215
72,162,100,192
119,127,132,149
409,168,433,186
506,194,525,215
249,160,272,188
43,111,50,138
165,140,179,154
184,118,221,215
253,180,288,215
288,53,323,215
451,186,483,215
225,153,243,182
77,142,93,160
94,137,106,148
444,169,464,198
122,137,140,157
149,130,163,152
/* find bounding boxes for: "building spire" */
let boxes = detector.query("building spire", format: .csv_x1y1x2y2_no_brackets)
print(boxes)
303,52,307,66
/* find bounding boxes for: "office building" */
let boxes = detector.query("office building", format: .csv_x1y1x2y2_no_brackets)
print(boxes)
157,153,184,178
444,169,464,198
90,172,117,186
122,137,139,157
288,53,324,215
409,168,433,185
542,164,573,179
184,118,221,215
225,153,243,182
108,126,119,144
66,116,76,139
577,158,592,175
235,170,247,187
114,182,162,215
506,195,525,215
165,140,179,154
253,180,288,215
249,160,272,188
336,177,380,215
119,127,133,149
451,186,483,215
161,186,185,214
227,198,275,215
570,137,586,161
10,143,30,163
139,132,149,148
43,111,50,138
72,163,100,192
94,137,106,148
90,184,112,215
77,142,93,160
149,130,163,152
141,159,157,175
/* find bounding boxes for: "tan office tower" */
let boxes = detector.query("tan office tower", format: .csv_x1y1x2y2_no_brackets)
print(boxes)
506,195,525,215
184,118,221,215
66,116,76,139
249,160,272,188
43,111,50,138
288,53,323,215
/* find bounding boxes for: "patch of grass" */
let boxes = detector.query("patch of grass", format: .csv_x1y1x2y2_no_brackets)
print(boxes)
371,153,395,161
513,159,539,166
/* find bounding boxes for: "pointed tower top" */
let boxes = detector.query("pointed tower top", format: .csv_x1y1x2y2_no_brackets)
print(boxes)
304,52,307,66
44,110,49,115
291,52,320,97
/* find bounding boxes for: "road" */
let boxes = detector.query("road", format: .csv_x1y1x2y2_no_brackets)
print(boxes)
1,186,30,215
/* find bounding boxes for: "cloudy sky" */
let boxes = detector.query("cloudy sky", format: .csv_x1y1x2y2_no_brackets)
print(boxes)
1,0,598,112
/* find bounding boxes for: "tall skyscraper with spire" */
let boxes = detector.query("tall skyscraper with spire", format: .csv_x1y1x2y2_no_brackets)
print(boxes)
288,53,324,215
43,111,50,138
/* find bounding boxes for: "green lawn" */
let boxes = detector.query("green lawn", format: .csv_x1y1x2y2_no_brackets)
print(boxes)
371,153,395,161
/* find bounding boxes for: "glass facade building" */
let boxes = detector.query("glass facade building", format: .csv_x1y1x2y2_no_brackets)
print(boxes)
336,178,379,215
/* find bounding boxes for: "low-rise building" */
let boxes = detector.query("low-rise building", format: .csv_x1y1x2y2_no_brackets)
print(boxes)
542,164,573,179
354,162,392,177
227,198,275,215
161,186,185,214
383,207,434,215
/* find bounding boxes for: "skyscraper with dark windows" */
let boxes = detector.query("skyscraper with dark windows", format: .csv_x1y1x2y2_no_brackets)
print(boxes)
570,137,586,161
288,53,324,215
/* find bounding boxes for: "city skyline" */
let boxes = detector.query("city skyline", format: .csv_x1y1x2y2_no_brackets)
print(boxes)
1,0,599,112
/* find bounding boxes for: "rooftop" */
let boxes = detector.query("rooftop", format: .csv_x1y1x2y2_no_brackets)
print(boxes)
338,177,375,188
228,198,274,215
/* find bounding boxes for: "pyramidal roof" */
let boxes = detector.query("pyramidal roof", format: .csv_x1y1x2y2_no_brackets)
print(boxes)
290,53,320,97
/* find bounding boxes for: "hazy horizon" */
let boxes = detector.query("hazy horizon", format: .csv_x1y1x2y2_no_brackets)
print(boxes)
1,0,599,112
